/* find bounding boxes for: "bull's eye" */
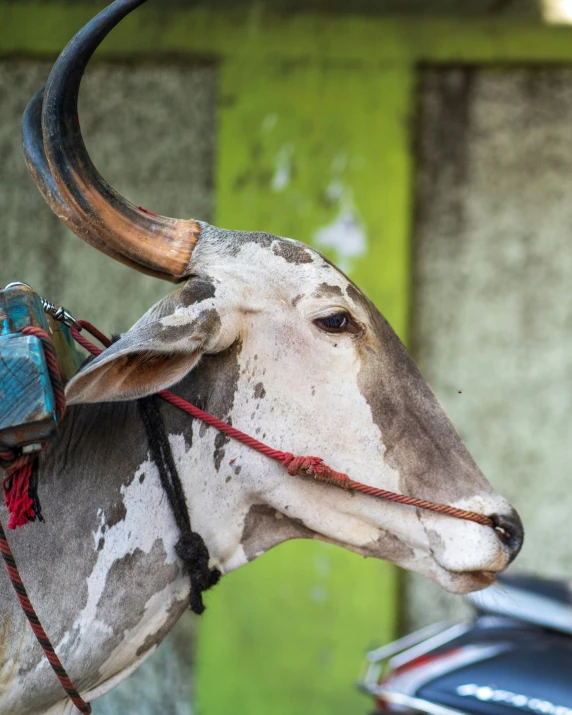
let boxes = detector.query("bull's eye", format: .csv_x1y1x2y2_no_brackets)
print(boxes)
315,312,352,333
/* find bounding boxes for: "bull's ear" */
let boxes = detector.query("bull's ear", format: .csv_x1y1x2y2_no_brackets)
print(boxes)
65,294,224,405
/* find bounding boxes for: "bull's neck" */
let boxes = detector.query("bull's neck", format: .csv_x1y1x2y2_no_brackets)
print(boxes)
0,356,245,713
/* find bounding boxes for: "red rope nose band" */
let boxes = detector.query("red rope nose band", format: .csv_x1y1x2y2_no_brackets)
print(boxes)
71,322,494,530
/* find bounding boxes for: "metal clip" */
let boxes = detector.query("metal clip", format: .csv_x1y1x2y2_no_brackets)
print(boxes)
40,298,82,330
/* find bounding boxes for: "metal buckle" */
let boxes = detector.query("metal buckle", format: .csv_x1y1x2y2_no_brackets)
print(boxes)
40,298,82,330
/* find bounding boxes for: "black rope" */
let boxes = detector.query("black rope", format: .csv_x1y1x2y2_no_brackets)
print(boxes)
137,396,220,615
28,459,44,523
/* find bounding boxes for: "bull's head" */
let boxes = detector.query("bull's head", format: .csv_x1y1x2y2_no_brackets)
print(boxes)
24,0,522,595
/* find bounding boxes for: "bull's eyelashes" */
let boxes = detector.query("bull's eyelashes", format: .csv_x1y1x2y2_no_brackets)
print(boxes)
316,313,348,331
314,312,361,335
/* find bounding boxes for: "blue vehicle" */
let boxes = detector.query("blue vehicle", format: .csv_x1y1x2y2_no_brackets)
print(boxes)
360,573,572,715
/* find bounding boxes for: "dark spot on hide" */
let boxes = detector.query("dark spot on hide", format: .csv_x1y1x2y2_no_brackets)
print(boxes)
97,538,105,552
241,504,316,562
174,340,242,472
253,382,266,399
95,541,179,652
217,227,314,264
291,294,304,307
313,282,343,299
179,277,216,306
135,599,188,658
347,281,492,505
159,308,221,344
106,499,127,529
272,240,313,264
424,526,447,562
374,529,415,562
345,282,364,306
214,431,228,471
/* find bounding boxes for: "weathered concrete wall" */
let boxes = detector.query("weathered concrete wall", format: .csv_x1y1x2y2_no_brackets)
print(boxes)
0,59,215,332
0,59,216,711
407,67,572,628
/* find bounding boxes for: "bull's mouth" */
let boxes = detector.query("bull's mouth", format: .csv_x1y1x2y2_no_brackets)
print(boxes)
436,567,497,595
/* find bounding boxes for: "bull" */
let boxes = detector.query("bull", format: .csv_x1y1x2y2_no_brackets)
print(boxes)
0,1,523,712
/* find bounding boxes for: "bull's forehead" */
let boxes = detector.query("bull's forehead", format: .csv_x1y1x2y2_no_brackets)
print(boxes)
194,228,497,506
193,227,359,308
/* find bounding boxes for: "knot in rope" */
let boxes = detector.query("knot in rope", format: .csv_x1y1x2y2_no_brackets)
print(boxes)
280,454,353,490
281,454,319,476
176,533,221,616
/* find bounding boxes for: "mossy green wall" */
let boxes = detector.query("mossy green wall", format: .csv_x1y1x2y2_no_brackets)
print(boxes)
3,3,572,714
195,56,412,715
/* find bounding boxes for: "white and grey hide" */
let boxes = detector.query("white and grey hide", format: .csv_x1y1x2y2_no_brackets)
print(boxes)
0,226,522,714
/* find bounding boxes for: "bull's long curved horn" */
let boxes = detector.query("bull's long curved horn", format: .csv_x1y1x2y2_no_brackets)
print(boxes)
22,88,175,281
38,0,201,281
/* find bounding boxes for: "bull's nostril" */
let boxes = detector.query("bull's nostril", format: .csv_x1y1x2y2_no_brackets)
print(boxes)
490,510,524,563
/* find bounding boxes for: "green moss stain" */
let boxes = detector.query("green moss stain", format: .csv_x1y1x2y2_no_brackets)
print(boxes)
4,4,572,65
194,57,412,715
214,58,414,336
196,542,396,715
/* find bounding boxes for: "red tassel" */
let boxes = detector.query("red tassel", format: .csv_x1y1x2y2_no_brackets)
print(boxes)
2,463,35,529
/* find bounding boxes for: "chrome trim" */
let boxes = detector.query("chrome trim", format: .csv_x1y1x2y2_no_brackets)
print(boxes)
361,621,468,696
5,281,34,291
367,621,460,664
390,623,471,670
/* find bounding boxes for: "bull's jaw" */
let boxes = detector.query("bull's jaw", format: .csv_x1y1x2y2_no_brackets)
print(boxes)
248,483,512,594
178,411,514,594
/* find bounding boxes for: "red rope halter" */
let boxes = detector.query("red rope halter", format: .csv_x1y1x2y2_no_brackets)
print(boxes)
72,322,494,530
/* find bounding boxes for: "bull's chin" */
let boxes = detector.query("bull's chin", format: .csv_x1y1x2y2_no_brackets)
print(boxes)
432,567,497,595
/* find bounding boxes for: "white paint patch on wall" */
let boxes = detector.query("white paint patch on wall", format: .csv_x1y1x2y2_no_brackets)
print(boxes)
262,113,278,132
272,144,294,191
313,180,367,272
